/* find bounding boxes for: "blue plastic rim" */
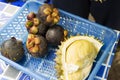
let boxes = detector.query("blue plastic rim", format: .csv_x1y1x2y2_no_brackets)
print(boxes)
0,1,117,80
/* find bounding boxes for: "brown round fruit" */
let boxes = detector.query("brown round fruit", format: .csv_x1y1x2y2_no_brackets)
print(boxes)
0,37,24,62
38,4,60,26
46,24,64,46
26,34,48,57
38,23,49,36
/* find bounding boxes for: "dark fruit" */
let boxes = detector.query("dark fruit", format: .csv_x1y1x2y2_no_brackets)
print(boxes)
27,12,36,20
26,34,48,57
38,23,49,36
0,37,24,62
46,25,64,46
38,4,60,26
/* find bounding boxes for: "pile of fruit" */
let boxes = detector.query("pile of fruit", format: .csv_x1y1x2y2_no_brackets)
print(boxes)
25,3,67,58
0,3,103,80
0,3,67,62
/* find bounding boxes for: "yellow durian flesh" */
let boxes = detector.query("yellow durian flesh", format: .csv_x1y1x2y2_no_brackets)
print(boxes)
55,36,103,80
66,40,97,69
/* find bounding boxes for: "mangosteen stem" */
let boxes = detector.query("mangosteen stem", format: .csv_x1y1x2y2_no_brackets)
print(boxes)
11,37,16,40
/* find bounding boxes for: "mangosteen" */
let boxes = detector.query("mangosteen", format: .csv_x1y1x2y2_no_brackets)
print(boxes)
25,17,41,34
27,12,36,20
46,24,65,46
38,3,60,26
0,37,24,62
38,23,49,36
26,34,48,57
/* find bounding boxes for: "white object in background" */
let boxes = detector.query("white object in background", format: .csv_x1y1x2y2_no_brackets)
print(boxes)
0,59,7,79
2,65,21,80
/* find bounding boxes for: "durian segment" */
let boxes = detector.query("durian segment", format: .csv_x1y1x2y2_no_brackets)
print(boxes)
55,35,103,80
62,36,103,54
66,40,97,69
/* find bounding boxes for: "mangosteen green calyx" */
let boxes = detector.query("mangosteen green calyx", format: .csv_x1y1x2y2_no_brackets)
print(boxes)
26,34,48,57
46,24,68,46
0,37,24,62
38,3,60,26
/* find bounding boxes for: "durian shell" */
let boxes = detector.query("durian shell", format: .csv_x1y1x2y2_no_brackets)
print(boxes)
55,35,103,80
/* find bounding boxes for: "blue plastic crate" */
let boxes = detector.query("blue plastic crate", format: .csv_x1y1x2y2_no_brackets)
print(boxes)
0,1,117,80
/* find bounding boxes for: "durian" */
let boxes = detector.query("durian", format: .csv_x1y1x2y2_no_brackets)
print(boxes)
55,35,103,80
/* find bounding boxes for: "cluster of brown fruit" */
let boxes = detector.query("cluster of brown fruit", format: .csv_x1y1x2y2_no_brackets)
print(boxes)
25,3,68,58
0,3,67,62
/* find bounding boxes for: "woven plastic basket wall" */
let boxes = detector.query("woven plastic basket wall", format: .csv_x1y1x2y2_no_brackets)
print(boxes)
0,1,117,80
